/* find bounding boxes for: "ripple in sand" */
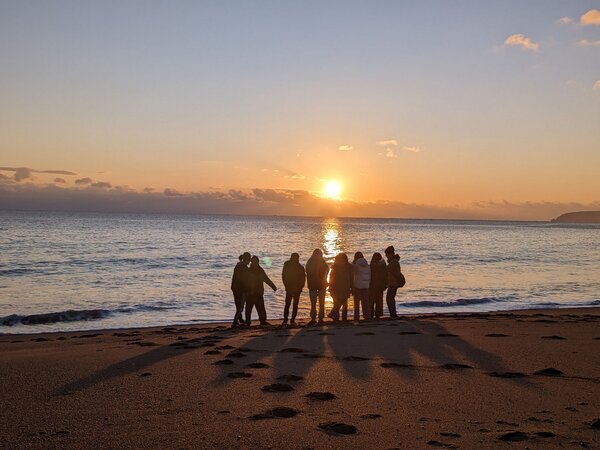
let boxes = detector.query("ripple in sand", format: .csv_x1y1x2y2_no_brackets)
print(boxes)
426,440,457,448
398,331,421,335
541,335,566,340
280,347,305,353
213,359,234,365
276,374,303,382
498,431,530,442
246,362,270,369
261,383,294,392
361,414,382,419
485,333,509,337
437,333,459,337
488,371,527,379
534,367,563,377
441,363,473,370
342,356,370,361
227,371,253,379
381,362,413,369
318,422,357,435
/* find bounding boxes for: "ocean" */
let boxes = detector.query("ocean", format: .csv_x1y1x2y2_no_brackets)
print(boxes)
1,211,599,334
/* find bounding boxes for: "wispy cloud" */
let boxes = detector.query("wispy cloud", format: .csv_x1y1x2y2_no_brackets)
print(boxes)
75,177,93,185
557,16,573,25
581,9,600,25
577,39,600,47
377,139,398,147
0,166,77,182
54,178,66,184
337,145,353,151
402,146,421,153
504,34,540,51
91,181,111,189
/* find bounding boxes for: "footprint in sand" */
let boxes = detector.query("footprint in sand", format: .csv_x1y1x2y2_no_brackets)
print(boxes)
318,332,335,335
360,414,382,419
541,335,566,340
246,362,270,369
295,353,323,359
534,367,564,377
249,407,299,420
204,350,221,355
32,337,50,342
217,345,235,350
441,363,473,370
437,333,459,337
591,418,600,429
227,372,253,379
213,359,235,365
227,351,247,358
426,440,457,448
280,347,305,353
140,372,152,377
498,431,530,442
381,362,413,369
485,333,509,337
318,422,357,435
261,383,294,392
355,332,375,336
487,371,527,379
307,392,336,401
276,374,303,382
398,331,421,335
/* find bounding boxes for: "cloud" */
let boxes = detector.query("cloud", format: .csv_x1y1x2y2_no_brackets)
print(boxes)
401,146,421,153
338,145,353,151
143,187,155,193
577,39,600,47
504,34,540,51
54,178,66,184
284,173,305,180
581,9,600,25
74,177,93,185
91,181,111,189
384,148,397,158
594,80,600,90
0,166,77,182
0,182,597,221
557,16,573,24
377,139,398,147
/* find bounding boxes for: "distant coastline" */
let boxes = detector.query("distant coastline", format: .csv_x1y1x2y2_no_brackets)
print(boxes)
551,211,600,224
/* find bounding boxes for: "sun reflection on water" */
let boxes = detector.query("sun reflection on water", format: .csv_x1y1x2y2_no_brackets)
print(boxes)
321,219,343,306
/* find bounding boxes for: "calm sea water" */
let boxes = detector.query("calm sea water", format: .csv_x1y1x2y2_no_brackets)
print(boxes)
1,211,599,334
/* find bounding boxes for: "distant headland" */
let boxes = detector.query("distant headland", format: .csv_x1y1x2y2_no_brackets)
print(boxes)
551,211,600,224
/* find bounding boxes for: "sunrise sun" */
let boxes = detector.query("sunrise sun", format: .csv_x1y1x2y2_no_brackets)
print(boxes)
323,180,342,200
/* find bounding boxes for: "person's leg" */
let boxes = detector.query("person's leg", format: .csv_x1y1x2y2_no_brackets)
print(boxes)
256,295,267,324
376,289,384,318
245,295,255,325
318,289,325,321
329,293,340,320
386,287,398,318
309,290,317,321
353,291,360,321
232,291,242,326
291,292,300,323
361,289,371,320
341,297,348,321
283,291,292,324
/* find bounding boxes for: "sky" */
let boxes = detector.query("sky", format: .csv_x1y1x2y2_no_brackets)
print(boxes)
1,1,599,220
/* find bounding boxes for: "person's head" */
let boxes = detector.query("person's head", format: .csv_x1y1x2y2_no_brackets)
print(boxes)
353,251,364,263
334,252,348,265
384,246,395,258
250,255,260,267
312,248,323,258
290,252,300,263
240,252,251,264
371,252,382,264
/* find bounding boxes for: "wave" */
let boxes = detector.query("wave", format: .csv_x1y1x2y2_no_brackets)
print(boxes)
0,303,183,327
402,296,515,308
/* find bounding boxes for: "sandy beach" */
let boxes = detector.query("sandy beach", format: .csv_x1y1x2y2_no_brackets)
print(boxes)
1,308,598,449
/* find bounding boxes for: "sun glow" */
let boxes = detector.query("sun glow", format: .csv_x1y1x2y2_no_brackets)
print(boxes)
323,180,342,200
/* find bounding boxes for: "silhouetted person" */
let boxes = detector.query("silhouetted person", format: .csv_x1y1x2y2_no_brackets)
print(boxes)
245,256,277,326
352,251,371,320
305,248,329,324
328,253,353,321
369,252,387,318
385,245,402,318
231,252,251,328
281,252,306,326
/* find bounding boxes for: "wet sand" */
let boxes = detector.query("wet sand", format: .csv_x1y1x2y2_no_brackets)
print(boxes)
1,308,599,449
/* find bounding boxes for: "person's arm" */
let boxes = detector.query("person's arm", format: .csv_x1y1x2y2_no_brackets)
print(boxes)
301,266,306,289
281,264,288,290
323,262,330,287
263,269,277,292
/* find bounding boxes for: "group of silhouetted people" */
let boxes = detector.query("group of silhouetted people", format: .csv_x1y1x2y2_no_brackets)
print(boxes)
230,246,404,328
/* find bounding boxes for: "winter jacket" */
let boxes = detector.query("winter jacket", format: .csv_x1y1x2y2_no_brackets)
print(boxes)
231,261,248,292
306,255,329,290
329,262,353,298
246,266,277,296
282,260,306,293
386,255,403,288
369,259,387,291
352,257,371,289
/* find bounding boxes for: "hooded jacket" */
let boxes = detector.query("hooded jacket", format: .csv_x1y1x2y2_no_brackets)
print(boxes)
305,254,329,290
282,260,306,293
246,265,276,296
329,261,353,297
386,254,403,288
369,259,387,291
352,257,371,289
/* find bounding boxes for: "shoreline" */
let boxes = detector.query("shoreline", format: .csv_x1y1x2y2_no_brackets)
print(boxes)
0,305,600,338
1,306,598,448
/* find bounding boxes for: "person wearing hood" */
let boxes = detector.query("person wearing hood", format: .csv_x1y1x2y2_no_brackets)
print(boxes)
305,248,329,324
369,252,387,319
245,255,277,326
230,252,251,328
281,252,306,326
352,252,371,320
384,245,403,318
328,253,353,321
